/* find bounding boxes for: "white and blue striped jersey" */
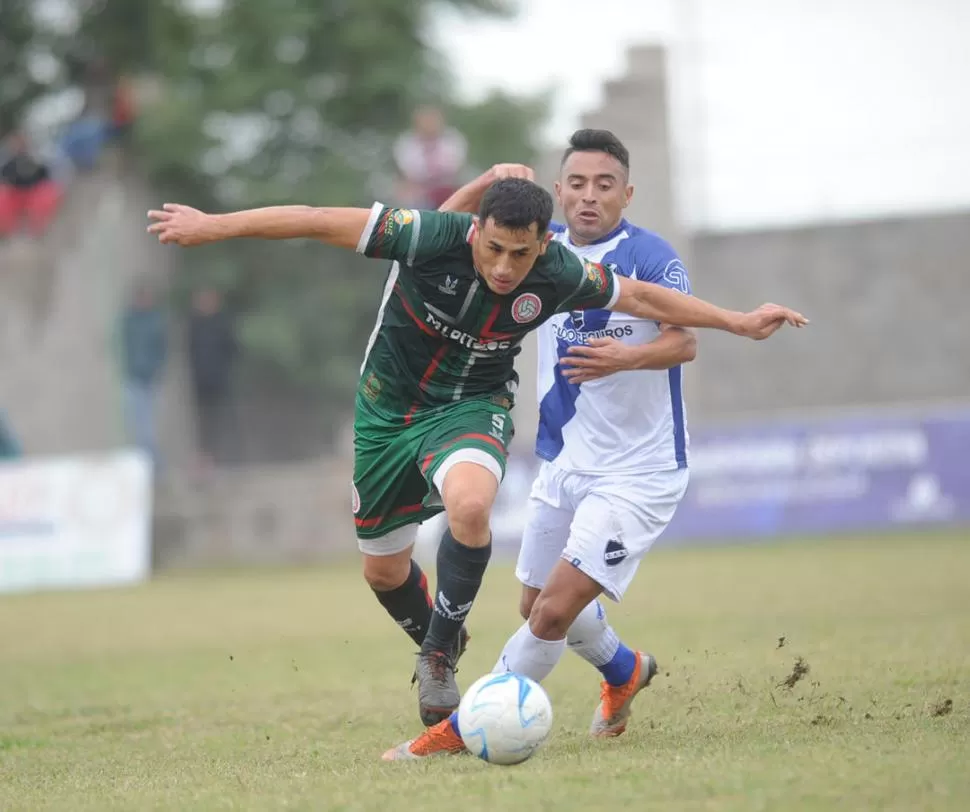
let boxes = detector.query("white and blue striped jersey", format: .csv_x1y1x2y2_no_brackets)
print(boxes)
534,219,691,474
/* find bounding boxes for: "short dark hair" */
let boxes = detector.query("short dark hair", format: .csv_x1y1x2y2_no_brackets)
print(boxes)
478,178,553,236
560,129,630,172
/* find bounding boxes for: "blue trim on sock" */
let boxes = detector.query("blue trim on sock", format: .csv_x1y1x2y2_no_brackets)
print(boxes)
449,710,461,737
599,643,637,686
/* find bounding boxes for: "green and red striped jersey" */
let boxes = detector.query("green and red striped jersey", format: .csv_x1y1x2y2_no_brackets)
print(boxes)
355,203,617,422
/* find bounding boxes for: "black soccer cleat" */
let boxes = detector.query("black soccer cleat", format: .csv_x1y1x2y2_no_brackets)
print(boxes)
414,649,460,727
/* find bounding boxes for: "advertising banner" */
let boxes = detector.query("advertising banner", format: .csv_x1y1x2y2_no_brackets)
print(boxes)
0,450,152,594
472,406,970,557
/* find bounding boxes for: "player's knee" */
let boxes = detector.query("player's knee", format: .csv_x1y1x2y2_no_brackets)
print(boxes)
444,490,492,541
528,593,572,640
362,555,410,592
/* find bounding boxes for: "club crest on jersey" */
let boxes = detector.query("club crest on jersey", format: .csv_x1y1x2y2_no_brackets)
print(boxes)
511,292,542,323
392,209,415,226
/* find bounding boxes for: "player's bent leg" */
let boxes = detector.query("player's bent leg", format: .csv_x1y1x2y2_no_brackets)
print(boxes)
514,461,575,617
563,594,658,738
543,560,656,738
562,470,688,737
529,558,604,639
489,561,601,683
411,400,512,726
360,540,433,648
414,455,502,726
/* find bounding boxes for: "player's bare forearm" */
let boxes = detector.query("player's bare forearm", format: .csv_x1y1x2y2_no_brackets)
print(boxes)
561,326,695,383
147,203,371,249
437,164,537,214
615,277,743,332
627,326,697,370
214,206,370,247
613,277,809,340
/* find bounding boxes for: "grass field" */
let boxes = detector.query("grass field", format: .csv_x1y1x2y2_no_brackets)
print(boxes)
1,532,968,811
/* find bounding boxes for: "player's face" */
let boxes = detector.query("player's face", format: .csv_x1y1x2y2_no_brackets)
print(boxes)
556,150,633,244
471,217,551,295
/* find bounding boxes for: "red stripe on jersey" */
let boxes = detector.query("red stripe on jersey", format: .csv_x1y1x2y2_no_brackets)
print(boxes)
395,285,438,337
419,346,448,391
480,303,514,340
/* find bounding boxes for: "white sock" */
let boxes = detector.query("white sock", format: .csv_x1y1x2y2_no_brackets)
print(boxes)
491,621,567,683
566,599,620,667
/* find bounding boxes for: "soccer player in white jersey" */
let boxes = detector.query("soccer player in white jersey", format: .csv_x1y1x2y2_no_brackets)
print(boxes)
384,129,705,760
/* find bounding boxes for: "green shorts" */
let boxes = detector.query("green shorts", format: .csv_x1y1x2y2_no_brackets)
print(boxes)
352,396,514,550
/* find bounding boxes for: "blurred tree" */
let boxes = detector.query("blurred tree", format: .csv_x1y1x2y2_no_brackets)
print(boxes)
7,0,547,456
78,0,544,418
0,0,45,133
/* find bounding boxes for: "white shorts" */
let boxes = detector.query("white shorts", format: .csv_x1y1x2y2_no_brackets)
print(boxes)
515,462,689,602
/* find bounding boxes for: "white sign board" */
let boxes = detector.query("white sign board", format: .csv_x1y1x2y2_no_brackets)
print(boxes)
0,450,152,594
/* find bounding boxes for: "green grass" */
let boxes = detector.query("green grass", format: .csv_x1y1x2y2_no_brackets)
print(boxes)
0,532,968,811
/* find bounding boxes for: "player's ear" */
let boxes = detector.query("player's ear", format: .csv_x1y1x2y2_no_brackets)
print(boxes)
539,229,553,253
624,184,634,209
553,180,563,206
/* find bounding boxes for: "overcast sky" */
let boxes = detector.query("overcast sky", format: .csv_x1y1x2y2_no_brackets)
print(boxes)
432,0,970,229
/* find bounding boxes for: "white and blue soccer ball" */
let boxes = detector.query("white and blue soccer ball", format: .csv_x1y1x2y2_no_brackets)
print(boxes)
457,672,554,765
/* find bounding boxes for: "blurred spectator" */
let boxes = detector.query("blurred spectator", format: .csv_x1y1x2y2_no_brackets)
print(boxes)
111,76,138,143
60,102,111,172
188,289,238,469
393,105,467,208
120,281,169,466
0,131,64,238
0,410,21,460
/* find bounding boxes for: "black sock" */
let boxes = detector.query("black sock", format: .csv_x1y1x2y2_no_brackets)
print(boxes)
372,560,433,646
422,529,491,654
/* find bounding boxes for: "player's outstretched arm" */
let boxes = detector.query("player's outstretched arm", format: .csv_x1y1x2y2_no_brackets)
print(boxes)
560,326,696,383
147,203,371,249
437,164,536,214
612,276,808,340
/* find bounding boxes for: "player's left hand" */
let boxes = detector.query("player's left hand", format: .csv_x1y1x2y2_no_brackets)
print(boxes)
147,203,215,246
560,337,637,383
488,163,535,182
735,303,809,340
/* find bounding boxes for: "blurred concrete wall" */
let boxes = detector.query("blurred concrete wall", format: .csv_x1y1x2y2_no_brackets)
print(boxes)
689,211,970,421
0,158,196,465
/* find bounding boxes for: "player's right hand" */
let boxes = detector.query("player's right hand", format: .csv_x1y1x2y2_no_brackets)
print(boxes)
147,203,215,246
488,163,535,182
736,303,809,340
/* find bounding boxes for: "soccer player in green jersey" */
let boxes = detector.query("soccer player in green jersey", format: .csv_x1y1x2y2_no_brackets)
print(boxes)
148,167,807,727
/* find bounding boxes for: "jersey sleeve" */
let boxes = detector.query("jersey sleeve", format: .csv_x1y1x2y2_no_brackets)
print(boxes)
634,239,693,295
355,203,473,266
553,249,620,312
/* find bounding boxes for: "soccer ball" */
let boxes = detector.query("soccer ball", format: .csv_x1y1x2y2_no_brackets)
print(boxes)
457,672,553,765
